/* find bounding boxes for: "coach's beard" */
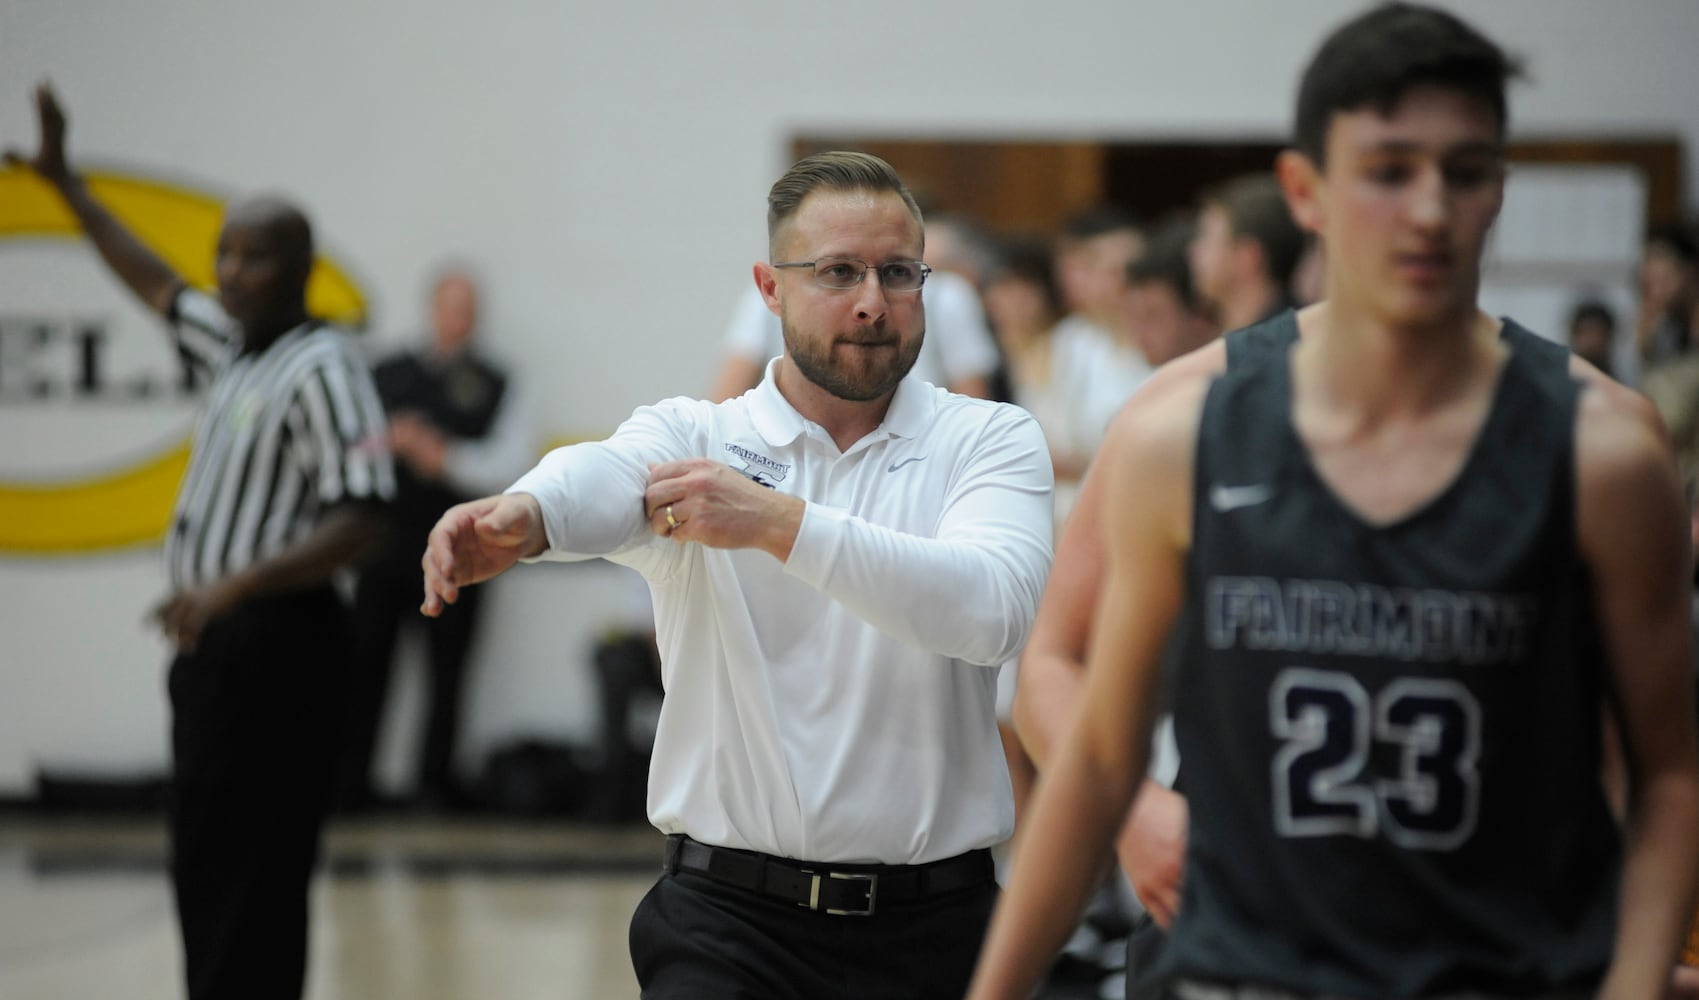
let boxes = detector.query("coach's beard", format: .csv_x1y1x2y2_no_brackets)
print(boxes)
783,320,923,402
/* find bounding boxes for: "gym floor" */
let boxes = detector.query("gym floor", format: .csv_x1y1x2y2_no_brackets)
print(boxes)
0,813,662,999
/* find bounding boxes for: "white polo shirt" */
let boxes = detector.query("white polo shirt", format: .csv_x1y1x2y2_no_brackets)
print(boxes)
510,365,1053,864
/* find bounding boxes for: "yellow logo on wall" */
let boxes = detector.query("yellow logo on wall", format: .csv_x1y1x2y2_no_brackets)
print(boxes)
0,166,368,555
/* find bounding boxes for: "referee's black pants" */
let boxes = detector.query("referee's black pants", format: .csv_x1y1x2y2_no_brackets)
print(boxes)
630,861,998,999
167,587,350,1000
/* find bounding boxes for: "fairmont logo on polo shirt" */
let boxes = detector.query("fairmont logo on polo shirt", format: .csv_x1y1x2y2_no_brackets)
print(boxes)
725,442,789,487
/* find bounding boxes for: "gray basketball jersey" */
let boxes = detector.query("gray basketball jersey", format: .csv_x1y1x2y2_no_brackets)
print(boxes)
1164,313,1618,996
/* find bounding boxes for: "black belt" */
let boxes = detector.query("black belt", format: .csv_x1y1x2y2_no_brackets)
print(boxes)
663,834,993,917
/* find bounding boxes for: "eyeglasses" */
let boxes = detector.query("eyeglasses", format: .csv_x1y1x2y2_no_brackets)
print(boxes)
772,257,932,292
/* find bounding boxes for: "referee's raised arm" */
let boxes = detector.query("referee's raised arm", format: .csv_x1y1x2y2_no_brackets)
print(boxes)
5,82,186,317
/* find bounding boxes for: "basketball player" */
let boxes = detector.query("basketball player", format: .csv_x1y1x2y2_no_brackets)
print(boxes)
969,4,1699,997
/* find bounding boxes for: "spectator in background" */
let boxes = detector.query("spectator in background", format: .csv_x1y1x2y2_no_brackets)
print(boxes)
1124,218,1217,368
1053,206,1148,366
1188,172,1305,333
10,83,393,1000
1051,206,1154,469
1568,298,1618,378
983,236,1095,527
1645,291,1699,490
923,210,999,290
1054,206,1147,348
1637,222,1699,371
341,266,534,813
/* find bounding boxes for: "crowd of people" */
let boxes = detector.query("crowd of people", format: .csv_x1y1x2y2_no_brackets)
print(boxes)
10,2,1699,998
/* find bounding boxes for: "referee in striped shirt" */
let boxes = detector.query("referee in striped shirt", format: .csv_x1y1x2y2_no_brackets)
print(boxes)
11,84,394,1000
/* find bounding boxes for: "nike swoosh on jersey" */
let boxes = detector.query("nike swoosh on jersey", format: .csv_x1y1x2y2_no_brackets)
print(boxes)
1209,483,1275,512
888,456,927,473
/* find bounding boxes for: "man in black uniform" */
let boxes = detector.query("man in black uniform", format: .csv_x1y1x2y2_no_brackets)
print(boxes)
340,267,530,812
971,4,1699,999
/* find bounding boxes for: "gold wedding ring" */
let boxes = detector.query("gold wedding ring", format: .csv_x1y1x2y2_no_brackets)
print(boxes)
665,505,679,530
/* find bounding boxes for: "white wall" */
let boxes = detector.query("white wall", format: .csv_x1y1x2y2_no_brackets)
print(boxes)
3,0,1697,794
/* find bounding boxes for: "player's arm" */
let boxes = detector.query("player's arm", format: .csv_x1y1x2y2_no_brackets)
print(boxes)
1578,390,1699,1000
967,375,1202,1000
1014,343,1229,764
1013,403,1186,923
1010,453,1109,769
1013,343,1226,925
6,83,184,316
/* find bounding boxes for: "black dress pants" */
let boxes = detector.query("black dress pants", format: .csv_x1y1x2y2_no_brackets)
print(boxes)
167,587,349,1000
630,865,997,999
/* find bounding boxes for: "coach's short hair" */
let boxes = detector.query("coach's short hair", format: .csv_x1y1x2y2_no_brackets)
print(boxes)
767,151,923,255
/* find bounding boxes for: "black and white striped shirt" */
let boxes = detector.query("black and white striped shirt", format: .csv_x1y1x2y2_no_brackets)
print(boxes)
166,289,395,591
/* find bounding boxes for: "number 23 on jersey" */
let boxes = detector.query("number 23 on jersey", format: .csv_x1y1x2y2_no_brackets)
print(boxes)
1270,667,1482,850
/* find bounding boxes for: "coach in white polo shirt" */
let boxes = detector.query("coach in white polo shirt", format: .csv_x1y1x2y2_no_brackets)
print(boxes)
421,151,1052,998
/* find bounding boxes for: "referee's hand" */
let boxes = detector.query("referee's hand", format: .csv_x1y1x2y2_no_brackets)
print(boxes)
421,493,546,617
4,82,72,186
150,579,246,654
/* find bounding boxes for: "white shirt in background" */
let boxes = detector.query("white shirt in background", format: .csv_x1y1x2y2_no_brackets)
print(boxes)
1020,314,1151,527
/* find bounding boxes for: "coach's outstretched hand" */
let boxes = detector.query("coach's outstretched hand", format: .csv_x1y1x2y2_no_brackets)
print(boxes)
421,493,548,616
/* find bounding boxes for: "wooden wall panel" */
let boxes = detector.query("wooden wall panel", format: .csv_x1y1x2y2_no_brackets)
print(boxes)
792,138,1105,236
791,136,1683,238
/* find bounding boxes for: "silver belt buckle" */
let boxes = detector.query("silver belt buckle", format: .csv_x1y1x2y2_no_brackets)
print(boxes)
802,870,878,916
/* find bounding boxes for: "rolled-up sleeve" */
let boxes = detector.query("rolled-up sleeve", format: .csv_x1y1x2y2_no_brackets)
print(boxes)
507,397,699,561
783,407,1053,665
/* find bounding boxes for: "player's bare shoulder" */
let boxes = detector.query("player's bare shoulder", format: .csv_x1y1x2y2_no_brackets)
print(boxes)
1574,358,1683,553
1573,354,1671,476
1121,333,1226,433
1096,338,1226,548
1104,338,1226,449
1570,353,1665,435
